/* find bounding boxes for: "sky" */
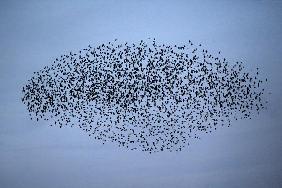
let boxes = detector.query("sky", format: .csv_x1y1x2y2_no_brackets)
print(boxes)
0,0,282,188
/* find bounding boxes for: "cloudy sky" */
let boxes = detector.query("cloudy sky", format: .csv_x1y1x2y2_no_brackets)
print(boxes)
0,0,281,187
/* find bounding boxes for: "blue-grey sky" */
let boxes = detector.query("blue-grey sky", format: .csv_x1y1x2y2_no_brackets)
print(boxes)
0,0,282,187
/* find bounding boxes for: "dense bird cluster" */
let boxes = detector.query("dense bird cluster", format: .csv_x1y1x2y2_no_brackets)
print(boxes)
21,39,267,153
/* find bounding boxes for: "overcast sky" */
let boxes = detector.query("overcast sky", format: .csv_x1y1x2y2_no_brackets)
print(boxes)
0,0,282,188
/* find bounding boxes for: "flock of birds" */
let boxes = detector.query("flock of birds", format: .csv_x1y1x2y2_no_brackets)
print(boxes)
21,38,267,153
